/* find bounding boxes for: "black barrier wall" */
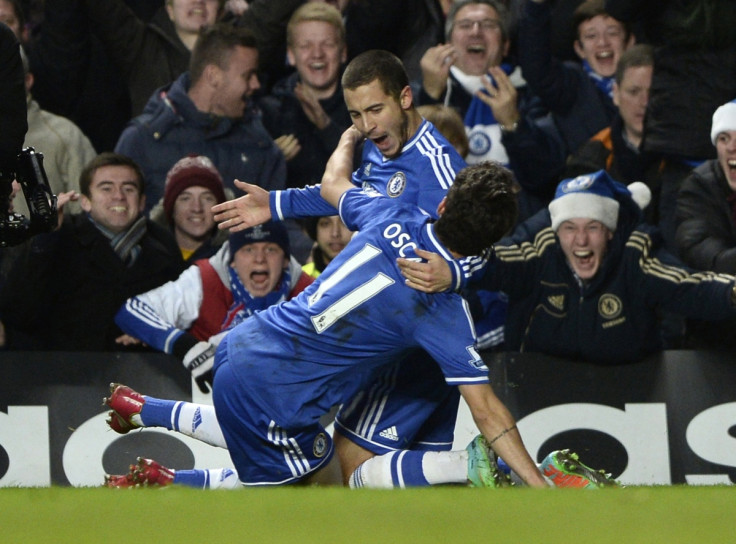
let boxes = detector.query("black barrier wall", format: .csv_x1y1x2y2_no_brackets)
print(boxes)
485,351,736,485
1,350,735,486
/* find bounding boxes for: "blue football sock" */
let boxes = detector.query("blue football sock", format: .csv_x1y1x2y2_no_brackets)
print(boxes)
391,451,430,487
139,396,179,429
172,469,208,489
173,468,240,490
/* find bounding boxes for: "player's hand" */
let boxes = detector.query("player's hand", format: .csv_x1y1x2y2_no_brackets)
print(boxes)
275,134,302,161
294,82,331,130
342,125,365,147
183,341,216,393
397,248,453,293
476,66,519,130
420,43,456,100
115,334,144,346
212,180,272,232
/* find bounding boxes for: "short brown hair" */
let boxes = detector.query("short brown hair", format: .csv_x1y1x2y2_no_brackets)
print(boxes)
341,50,408,101
573,0,631,41
189,22,258,84
614,44,653,85
79,153,144,197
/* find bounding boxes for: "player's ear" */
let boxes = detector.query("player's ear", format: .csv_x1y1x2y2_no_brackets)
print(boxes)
436,197,447,217
400,85,413,110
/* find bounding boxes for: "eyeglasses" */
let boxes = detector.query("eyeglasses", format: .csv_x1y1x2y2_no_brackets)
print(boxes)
454,18,501,32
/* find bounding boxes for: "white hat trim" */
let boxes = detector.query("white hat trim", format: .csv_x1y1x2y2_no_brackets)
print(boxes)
549,192,619,232
711,101,736,145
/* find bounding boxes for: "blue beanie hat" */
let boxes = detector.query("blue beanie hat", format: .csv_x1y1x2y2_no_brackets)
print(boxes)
548,171,650,232
228,221,290,261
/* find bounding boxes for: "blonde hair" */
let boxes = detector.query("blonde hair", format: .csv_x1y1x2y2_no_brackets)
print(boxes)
286,3,345,47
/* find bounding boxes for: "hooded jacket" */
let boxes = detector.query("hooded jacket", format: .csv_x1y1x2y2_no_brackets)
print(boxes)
115,72,286,213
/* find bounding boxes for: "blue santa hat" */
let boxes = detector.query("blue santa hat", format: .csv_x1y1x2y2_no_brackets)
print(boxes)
228,220,290,262
549,171,651,232
711,98,736,145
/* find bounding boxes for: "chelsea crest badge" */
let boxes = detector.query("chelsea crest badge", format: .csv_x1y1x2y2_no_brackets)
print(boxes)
387,172,407,197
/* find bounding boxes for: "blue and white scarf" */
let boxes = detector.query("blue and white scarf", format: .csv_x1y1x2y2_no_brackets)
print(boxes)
582,60,614,100
451,63,515,166
223,265,291,329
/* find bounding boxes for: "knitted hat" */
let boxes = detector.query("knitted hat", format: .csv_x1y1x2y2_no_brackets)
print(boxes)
228,220,290,261
711,99,736,145
549,171,649,232
163,154,226,224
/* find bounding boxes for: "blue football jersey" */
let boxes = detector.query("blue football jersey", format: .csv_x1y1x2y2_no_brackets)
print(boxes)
223,190,488,429
270,119,465,220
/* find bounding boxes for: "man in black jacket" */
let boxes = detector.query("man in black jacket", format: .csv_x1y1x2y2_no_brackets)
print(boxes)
675,99,736,348
0,152,184,350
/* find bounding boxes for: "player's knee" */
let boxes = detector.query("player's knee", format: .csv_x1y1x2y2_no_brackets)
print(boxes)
333,430,376,485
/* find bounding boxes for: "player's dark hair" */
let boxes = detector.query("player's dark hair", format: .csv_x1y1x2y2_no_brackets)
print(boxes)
79,153,144,197
341,50,408,101
614,44,653,85
435,161,518,257
572,0,632,42
189,22,258,84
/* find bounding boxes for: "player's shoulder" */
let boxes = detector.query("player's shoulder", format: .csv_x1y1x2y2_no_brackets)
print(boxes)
413,121,463,158
405,120,466,173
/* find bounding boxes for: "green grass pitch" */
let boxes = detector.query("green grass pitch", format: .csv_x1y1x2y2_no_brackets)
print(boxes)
2,486,734,543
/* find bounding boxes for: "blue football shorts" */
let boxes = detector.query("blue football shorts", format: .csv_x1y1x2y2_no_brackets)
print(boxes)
212,337,334,486
334,349,459,455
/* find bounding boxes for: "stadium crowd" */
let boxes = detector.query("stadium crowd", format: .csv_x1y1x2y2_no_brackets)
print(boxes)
2,0,736,488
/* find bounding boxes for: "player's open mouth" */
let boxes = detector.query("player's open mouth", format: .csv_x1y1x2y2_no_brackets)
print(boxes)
373,134,389,147
728,160,736,171
467,44,486,55
309,62,326,70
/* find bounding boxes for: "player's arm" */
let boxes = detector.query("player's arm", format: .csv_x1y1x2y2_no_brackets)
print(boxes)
320,126,364,208
459,383,548,488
